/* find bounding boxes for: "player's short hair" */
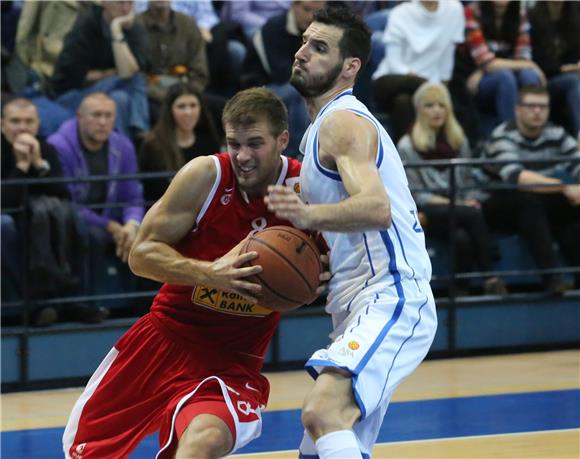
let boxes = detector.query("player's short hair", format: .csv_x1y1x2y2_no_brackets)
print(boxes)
222,87,288,137
1,97,37,117
518,86,549,104
313,7,371,73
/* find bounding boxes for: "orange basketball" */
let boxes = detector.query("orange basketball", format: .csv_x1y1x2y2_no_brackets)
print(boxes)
242,226,322,312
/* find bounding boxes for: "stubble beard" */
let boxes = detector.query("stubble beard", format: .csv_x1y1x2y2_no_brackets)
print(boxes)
290,61,344,98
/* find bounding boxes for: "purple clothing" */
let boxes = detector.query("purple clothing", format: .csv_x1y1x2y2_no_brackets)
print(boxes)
47,119,144,230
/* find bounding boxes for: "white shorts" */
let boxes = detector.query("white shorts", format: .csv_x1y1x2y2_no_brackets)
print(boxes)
303,278,437,456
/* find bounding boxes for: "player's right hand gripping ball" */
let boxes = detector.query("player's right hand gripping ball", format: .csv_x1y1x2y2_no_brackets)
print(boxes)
242,226,322,312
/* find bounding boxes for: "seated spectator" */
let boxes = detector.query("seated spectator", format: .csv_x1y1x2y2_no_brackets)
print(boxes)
459,1,545,128
221,0,291,41
372,0,465,142
529,1,580,141
137,0,248,97
242,0,326,157
0,97,99,325
481,86,580,294
139,82,222,204
136,0,226,140
137,1,208,108
48,93,144,302
398,83,507,296
10,1,86,94
49,0,149,138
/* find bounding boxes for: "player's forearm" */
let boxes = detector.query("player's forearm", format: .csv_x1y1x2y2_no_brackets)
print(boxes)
129,241,212,286
307,194,391,232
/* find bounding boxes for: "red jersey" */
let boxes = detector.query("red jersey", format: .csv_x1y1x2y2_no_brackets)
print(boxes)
150,153,302,370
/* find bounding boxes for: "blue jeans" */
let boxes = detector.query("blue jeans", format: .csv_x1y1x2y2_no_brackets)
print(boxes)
56,73,150,135
477,68,542,122
268,83,310,159
548,72,580,138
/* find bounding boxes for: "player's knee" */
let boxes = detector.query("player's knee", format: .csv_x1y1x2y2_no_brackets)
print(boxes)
302,393,357,439
176,425,230,459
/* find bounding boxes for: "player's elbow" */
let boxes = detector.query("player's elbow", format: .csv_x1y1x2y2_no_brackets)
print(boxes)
128,243,146,277
375,200,392,229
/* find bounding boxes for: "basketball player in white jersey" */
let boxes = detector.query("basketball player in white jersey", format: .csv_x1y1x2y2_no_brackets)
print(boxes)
265,7,438,459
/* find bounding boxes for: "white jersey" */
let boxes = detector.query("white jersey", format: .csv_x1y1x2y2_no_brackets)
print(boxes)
300,89,432,323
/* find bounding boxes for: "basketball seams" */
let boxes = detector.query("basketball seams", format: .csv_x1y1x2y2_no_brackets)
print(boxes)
255,227,322,273
250,237,317,293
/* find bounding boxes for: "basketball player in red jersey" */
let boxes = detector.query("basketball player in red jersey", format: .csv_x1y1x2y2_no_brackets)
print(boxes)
62,88,325,459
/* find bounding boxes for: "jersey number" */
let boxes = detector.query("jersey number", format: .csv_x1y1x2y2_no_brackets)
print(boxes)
410,210,424,233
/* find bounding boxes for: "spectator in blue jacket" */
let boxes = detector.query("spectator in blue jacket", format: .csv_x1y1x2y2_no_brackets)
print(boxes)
48,92,144,266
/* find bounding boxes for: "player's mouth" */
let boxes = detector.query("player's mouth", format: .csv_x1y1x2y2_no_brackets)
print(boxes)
237,165,257,177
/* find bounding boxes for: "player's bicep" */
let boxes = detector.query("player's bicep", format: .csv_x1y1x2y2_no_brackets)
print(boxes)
319,113,384,198
135,157,217,246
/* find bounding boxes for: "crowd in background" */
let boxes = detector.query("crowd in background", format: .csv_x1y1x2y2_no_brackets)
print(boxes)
1,0,579,326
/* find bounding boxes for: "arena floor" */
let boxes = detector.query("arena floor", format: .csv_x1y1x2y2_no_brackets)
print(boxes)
2,350,579,458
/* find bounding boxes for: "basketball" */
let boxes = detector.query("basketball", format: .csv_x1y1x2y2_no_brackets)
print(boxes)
242,226,322,312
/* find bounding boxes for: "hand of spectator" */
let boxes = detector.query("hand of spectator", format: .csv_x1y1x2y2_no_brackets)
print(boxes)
466,70,483,95
462,199,482,209
200,27,213,43
13,133,40,173
107,220,134,262
110,10,135,37
560,61,580,74
563,184,580,206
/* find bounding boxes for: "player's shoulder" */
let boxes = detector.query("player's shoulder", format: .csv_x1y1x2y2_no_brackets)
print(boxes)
320,109,377,143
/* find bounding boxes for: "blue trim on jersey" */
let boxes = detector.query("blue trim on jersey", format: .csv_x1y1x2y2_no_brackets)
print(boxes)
300,453,369,459
380,296,429,403
352,374,367,419
313,130,342,181
392,220,416,278
363,233,376,277
354,230,406,377
318,89,354,118
305,359,354,378
348,109,384,169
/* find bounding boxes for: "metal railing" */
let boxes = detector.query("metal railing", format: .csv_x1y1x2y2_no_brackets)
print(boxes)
1,157,579,385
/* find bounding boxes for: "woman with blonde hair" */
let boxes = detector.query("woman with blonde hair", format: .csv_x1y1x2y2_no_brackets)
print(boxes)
398,82,507,296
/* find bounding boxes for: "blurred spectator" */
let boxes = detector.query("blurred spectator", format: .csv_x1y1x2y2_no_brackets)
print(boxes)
398,83,507,296
137,1,208,102
482,86,580,294
1,97,92,326
1,1,23,96
50,0,150,138
10,1,86,94
221,0,291,40
139,82,222,204
529,1,580,141
48,93,144,292
372,0,465,142
460,0,545,127
137,0,248,97
242,0,326,157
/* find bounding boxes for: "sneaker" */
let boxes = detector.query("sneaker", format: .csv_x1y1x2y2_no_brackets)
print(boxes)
484,277,508,296
31,307,58,327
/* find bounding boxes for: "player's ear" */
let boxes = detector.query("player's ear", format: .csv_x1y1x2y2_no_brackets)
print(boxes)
344,57,361,79
278,129,290,151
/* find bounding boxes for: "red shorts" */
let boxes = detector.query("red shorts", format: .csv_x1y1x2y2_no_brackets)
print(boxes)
63,315,269,459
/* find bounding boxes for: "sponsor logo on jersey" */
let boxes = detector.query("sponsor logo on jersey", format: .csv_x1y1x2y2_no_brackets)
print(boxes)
348,340,360,350
192,286,272,317
72,443,86,458
220,193,232,205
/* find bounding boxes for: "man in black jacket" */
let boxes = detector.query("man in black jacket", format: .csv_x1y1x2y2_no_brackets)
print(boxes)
1,97,109,325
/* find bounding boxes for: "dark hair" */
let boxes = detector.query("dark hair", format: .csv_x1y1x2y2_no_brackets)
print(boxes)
479,1,521,53
146,82,221,171
222,87,288,137
312,6,371,74
528,1,580,62
518,86,549,104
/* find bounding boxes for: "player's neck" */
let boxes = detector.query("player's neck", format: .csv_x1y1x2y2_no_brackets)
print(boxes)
305,84,354,120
